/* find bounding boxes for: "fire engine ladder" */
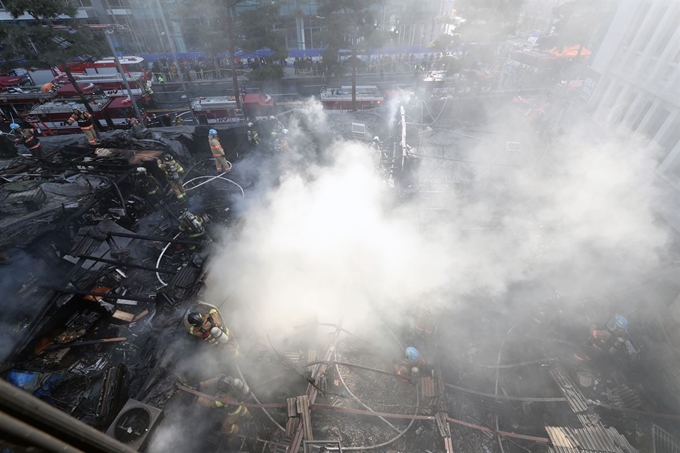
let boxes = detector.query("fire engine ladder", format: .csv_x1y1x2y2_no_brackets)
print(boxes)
25,115,57,136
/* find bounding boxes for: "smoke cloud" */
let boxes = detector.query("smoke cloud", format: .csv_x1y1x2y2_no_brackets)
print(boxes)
203,99,670,345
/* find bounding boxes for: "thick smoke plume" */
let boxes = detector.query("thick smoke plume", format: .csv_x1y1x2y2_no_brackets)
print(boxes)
204,100,670,343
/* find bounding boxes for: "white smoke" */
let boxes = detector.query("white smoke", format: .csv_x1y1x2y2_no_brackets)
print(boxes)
203,99,670,344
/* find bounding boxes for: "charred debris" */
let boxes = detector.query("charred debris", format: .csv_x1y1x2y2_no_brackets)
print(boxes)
0,106,678,453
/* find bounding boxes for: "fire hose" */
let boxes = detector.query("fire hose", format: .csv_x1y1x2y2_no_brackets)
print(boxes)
183,174,244,196
177,385,549,443
155,232,180,287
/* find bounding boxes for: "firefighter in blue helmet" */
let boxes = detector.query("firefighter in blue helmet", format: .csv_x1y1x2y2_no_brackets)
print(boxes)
208,129,231,173
10,123,42,159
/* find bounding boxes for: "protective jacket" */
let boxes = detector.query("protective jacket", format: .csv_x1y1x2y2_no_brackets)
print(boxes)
68,112,94,129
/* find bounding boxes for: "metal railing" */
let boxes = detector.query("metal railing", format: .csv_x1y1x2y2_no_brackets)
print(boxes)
654,424,680,453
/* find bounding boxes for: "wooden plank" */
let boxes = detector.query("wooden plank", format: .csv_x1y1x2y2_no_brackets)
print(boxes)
111,310,134,322
298,395,313,441
285,418,299,438
287,397,297,418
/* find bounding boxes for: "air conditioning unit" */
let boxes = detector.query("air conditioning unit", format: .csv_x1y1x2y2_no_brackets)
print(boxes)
105,399,163,451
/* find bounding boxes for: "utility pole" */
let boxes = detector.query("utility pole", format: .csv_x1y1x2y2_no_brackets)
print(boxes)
153,0,192,111
225,1,241,109
103,27,145,126
351,0,358,112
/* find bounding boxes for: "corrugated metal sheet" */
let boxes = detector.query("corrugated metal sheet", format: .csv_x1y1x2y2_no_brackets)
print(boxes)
545,426,639,453
549,362,590,414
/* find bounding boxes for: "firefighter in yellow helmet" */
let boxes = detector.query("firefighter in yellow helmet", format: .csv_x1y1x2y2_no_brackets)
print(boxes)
158,153,186,202
178,209,211,250
67,105,98,145
195,374,251,437
183,301,240,357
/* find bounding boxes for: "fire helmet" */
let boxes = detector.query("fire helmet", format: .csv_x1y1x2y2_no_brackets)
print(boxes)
9,123,20,130
187,312,204,326
208,129,217,136
247,122,254,127
71,104,83,112
405,347,420,363
163,153,174,162
607,314,628,331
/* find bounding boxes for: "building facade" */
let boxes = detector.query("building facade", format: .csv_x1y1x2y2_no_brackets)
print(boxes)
587,0,680,184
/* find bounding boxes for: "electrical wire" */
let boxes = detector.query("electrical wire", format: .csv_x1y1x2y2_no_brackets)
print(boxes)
235,364,286,433
183,174,244,196
155,232,180,287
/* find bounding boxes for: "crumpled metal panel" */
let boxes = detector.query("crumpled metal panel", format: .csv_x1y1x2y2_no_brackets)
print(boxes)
545,425,639,453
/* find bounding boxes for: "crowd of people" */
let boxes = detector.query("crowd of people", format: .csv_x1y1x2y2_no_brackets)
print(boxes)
150,55,282,82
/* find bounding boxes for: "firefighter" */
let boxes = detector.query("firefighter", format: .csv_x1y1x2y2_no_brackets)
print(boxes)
130,117,144,138
173,114,184,126
208,129,232,173
178,209,211,249
10,123,42,159
183,301,240,356
158,154,186,202
590,314,628,353
246,122,260,147
393,347,426,379
67,105,98,145
195,374,251,438
575,314,629,362
133,167,162,203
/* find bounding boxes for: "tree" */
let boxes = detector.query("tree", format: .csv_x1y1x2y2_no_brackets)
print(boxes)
237,3,286,81
0,0,108,129
454,0,525,43
318,0,387,110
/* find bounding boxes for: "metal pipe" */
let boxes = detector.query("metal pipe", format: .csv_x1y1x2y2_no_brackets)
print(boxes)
40,287,156,303
152,0,192,111
75,255,177,274
103,28,144,126
0,379,138,453
0,410,85,453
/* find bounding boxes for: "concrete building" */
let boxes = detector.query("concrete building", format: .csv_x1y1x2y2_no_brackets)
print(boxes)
587,0,680,185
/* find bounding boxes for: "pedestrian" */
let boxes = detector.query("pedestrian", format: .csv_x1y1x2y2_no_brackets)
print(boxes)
380,68,384,81
67,105,98,145
208,129,232,173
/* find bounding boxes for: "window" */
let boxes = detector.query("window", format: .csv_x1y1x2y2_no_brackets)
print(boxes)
644,107,671,139
631,100,653,132
634,6,667,54
653,22,676,58
613,92,637,127
621,2,651,48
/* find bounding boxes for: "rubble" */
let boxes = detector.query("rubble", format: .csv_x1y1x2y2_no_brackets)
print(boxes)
0,100,678,453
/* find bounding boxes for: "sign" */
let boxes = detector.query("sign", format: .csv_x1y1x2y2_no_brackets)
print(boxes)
580,67,601,103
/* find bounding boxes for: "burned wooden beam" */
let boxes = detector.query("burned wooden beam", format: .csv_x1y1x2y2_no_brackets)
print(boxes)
75,255,177,274
41,287,156,303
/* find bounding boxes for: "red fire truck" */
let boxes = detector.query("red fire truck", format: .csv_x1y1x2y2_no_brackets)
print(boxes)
320,86,384,112
22,97,139,134
191,93,275,125
56,56,145,76
52,73,150,97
